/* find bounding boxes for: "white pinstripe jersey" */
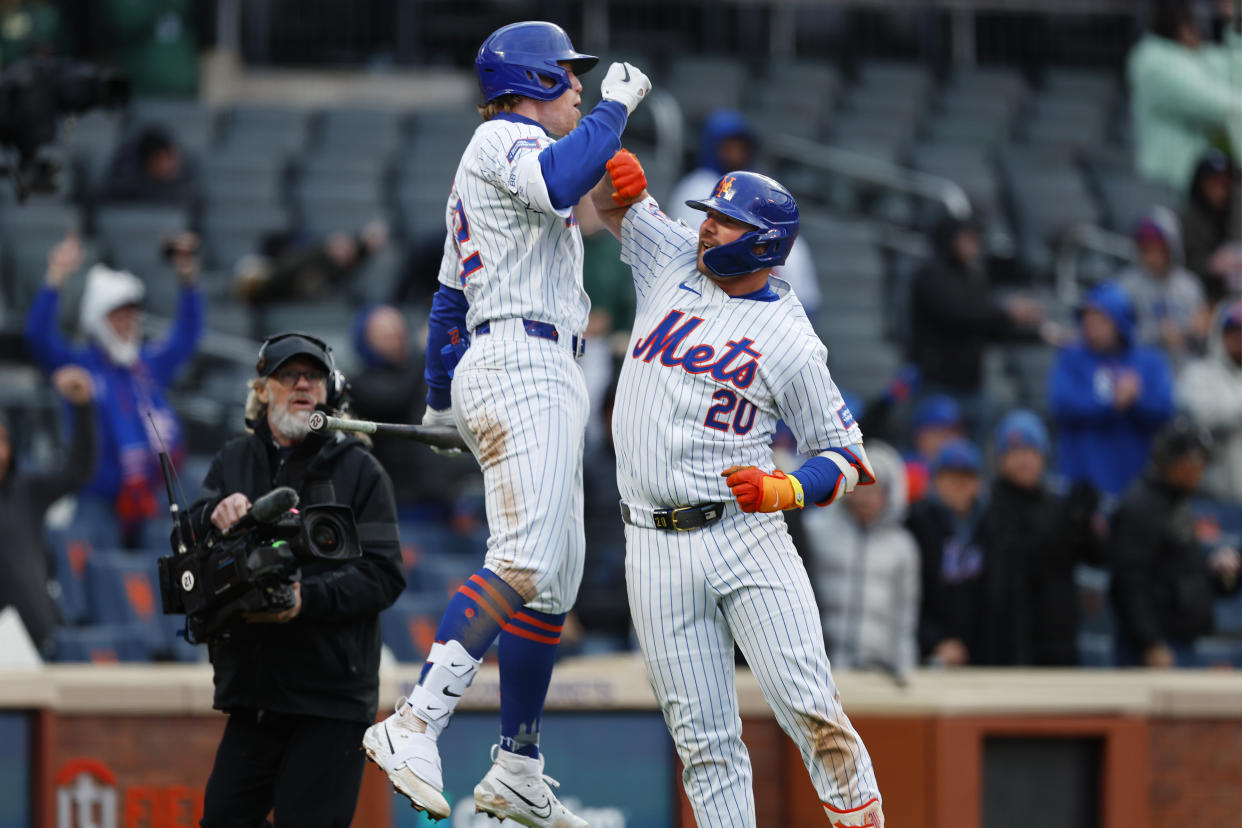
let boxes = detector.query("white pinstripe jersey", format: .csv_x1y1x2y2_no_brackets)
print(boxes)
613,197,862,507
436,117,590,336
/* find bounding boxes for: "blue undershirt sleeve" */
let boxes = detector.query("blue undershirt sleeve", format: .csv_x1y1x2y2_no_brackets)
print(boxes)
790,455,844,505
423,284,470,411
538,100,627,210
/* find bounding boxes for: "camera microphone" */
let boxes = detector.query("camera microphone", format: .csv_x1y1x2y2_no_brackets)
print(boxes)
223,487,299,536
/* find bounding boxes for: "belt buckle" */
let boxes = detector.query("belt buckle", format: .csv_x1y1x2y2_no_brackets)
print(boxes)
668,506,698,532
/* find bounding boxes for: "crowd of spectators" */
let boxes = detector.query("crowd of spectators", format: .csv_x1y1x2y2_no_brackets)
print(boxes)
0,0,1240,672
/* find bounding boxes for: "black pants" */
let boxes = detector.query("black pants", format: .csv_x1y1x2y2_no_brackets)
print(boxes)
200,709,368,828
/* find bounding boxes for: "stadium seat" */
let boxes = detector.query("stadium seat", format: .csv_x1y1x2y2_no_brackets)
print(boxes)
219,105,314,157
84,550,167,655
316,107,407,157
381,591,448,663
51,623,153,663
129,98,218,157
46,528,94,625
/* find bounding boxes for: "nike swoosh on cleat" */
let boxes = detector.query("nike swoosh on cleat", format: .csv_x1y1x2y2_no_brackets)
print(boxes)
385,725,395,754
498,780,552,819
621,64,630,82
678,281,701,295
443,685,462,698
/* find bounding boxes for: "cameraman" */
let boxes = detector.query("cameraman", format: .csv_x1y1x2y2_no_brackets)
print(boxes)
189,332,404,828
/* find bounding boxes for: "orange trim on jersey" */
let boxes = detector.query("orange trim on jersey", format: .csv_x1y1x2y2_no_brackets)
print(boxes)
469,574,516,618
459,586,505,625
512,611,563,633
501,623,560,645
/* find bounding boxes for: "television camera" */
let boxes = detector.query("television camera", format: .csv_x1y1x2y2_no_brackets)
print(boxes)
0,56,130,201
157,485,362,644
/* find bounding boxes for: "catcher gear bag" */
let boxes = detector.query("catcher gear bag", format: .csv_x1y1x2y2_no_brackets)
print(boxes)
685,171,800,278
475,21,599,104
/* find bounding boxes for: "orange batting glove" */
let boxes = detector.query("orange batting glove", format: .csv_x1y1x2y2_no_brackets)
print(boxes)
606,148,647,205
721,466,805,513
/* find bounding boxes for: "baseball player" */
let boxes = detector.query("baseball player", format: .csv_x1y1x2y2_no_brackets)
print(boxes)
589,154,886,826
361,21,651,826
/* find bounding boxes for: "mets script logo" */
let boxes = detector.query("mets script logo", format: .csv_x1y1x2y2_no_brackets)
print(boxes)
632,310,761,389
714,175,737,200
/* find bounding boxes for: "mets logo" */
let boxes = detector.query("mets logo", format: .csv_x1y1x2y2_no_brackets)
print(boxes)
714,175,737,200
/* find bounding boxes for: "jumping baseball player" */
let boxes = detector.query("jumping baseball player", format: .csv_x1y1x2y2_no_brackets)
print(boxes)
589,154,886,827
361,21,651,826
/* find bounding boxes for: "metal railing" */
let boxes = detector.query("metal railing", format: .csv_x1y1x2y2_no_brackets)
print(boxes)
764,132,966,258
1053,222,1135,306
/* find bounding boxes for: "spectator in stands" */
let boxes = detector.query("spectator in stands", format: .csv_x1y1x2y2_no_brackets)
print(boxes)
0,365,94,655
235,220,389,306
1180,150,1242,305
1128,0,1242,193
348,304,425,511
102,0,197,97
189,332,403,826
667,109,821,317
1177,300,1242,503
803,440,919,678
908,210,1048,435
904,392,965,503
24,233,203,548
1117,207,1211,369
968,411,1106,666
906,438,986,667
1048,280,1174,499
100,124,202,216
1110,419,1241,667
0,0,69,69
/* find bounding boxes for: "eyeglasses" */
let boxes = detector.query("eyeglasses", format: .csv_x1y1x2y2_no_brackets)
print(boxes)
271,367,328,387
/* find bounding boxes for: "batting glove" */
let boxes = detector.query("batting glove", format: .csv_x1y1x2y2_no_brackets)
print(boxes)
721,466,805,513
422,407,462,456
600,62,651,115
606,149,647,205
824,797,884,827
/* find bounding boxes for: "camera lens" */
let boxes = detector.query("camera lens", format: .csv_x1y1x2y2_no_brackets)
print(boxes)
309,517,341,555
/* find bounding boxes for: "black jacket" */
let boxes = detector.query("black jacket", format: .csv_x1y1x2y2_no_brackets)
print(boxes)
969,479,1105,666
906,496,983,660
908,248,1033,392
1109,473,1234,650
189,418,405,723
0,402,95,652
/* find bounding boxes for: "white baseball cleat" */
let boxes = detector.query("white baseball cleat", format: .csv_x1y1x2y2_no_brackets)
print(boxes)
473,745,589,827
361,698,451,821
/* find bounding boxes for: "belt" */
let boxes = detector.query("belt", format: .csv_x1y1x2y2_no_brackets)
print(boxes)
620,501,727,532
474,318,585,358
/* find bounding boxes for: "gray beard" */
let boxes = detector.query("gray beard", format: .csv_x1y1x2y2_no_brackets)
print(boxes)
269,405,312,442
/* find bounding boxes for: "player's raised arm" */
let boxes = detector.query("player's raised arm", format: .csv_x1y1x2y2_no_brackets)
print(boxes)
590,148,649,240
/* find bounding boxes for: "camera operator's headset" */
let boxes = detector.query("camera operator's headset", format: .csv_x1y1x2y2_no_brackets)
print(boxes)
256,332,348,410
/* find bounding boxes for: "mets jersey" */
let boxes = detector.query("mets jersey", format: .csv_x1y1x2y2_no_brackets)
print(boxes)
613,197,862,507
436,115,590,337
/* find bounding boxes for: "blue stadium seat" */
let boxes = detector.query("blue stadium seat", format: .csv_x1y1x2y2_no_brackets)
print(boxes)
381,592,448,663
46,528,93,625
84,550,167,655
51,623,152,663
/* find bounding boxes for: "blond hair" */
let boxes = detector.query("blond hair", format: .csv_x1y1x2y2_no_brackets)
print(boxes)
478,94,523,121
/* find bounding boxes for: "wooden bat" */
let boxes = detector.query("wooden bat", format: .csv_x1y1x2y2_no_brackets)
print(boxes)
307,411,469,453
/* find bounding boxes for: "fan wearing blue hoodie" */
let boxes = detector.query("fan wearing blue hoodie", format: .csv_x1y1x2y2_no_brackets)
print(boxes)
1048,281,1175,498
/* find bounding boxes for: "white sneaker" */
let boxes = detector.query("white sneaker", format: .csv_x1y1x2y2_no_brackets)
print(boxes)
361,698,451,821
473,745,588,827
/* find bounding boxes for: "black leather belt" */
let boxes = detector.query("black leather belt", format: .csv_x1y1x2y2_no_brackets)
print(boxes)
620,502,726,532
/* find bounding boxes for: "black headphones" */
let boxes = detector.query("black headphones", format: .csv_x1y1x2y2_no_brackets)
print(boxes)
256,332,349,411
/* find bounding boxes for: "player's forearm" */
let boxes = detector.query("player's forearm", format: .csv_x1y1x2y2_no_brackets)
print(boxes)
539,100,627,210
424,283,469,411
588,175,630,241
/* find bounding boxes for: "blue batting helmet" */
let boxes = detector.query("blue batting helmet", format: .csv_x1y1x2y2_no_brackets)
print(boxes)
685,171,799,278
475,21,598,103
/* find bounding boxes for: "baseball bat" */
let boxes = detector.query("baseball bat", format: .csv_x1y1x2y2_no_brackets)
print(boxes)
307,411,470,453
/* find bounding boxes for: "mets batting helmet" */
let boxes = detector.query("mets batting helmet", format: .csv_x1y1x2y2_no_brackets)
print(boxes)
475,21,598,103
685,171,799,278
